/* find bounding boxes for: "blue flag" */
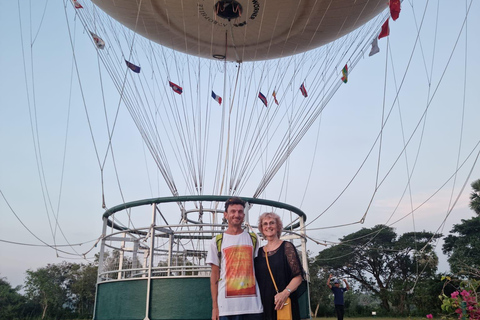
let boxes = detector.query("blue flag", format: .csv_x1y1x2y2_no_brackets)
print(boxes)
125,60,141,73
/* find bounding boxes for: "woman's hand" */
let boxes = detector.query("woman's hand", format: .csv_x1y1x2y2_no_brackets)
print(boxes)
274,290,291,310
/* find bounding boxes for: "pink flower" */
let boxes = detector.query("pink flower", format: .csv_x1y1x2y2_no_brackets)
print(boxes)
426,314,433,319
451,291,460,298
460,290,470,297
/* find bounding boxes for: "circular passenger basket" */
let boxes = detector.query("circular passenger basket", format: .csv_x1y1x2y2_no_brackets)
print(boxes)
94,195,310,320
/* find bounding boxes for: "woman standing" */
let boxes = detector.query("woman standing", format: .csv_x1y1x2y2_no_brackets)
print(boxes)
254,212,304,320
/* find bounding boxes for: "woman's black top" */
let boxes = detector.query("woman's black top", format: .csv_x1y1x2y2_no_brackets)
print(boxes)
254,241,304,320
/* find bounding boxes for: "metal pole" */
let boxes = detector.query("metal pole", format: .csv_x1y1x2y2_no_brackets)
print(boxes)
93,217,108,320
144,204,156,320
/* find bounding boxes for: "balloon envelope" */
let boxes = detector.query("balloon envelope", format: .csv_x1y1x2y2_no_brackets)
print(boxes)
92,0,387,61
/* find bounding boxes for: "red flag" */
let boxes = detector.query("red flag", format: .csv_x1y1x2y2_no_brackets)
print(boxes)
378,19,390,39
72,0,83,8
169,81,183,94
389,0,401,21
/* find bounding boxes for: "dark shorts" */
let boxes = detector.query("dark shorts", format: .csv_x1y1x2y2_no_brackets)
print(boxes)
220,313,263,320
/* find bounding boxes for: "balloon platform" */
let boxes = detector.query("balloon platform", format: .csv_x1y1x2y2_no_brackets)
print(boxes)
94,196,310,320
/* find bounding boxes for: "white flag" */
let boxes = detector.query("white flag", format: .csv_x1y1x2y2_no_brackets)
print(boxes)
369,37,380,56
90,31,105,49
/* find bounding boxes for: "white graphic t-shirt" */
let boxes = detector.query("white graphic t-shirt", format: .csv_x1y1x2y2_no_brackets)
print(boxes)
206,231,263,316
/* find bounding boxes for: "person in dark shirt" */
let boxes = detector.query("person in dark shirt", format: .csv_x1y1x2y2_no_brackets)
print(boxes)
327,273,350,320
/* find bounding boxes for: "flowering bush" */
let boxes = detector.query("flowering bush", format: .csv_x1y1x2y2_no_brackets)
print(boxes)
440,276,480,320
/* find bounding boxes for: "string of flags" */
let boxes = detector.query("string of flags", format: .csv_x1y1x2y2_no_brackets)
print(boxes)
78,0,402,104
369,0,401,56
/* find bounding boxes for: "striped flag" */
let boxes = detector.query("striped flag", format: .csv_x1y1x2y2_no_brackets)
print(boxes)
258,92,267,107
299,83,308,97
341,64,348,83
211,91,222,105
169,81,183,94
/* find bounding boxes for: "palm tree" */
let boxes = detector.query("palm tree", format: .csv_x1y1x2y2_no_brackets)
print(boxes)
470,179,480,215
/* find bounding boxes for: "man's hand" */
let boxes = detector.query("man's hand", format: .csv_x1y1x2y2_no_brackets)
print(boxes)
211,306,219,320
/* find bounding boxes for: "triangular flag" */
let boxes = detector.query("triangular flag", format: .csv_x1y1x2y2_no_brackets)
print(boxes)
341,64,348,83
169,81,183,94
125,60,141,73
90,31,105,49
212,91,222,105
72,0,83,8
389,0,401,21
272,90,279,105
258,92,267,107
369,38,380,56
299,83,308,97
378,19,390,39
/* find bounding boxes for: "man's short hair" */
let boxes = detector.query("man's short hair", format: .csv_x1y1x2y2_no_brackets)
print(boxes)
224,197,246,212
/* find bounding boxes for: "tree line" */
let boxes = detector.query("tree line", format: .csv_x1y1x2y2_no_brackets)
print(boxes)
1,179,479,320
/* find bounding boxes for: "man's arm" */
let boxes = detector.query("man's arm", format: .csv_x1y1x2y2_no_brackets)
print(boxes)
327,273,333,289
343,278,350,291
210,264,220,320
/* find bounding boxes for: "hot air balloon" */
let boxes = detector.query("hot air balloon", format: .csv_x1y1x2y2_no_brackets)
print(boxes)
3,2,479,320
71,2,388,319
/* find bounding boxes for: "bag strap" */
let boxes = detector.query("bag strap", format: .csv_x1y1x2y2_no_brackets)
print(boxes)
265,248,279,294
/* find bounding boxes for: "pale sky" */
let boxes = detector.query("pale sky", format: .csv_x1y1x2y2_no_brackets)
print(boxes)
1,0,479,289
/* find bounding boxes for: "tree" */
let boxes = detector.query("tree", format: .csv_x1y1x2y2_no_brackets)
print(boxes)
442,217,480,275
24,262,75,319
69,263,97,317
314,225,441,314
443,179,480,275
307,253,333,317
0,276,37,320
470,179,480,215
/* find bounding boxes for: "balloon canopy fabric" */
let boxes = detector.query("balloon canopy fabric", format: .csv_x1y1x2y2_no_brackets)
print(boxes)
91,0,387,62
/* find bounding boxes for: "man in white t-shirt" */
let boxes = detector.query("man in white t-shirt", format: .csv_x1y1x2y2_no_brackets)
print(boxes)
206,197,263,320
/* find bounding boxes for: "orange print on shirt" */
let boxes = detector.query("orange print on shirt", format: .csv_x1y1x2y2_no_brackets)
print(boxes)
224,245,256,297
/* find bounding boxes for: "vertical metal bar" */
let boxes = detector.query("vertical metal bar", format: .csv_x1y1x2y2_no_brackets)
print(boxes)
97,217,108,282
299,215,312,318
93,216,108,320
144,203,156,320
167,234,173,276
133,239,139,271
118,232,126,279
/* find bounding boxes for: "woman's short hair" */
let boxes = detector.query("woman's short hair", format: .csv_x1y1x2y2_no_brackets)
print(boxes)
258,212,283,238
